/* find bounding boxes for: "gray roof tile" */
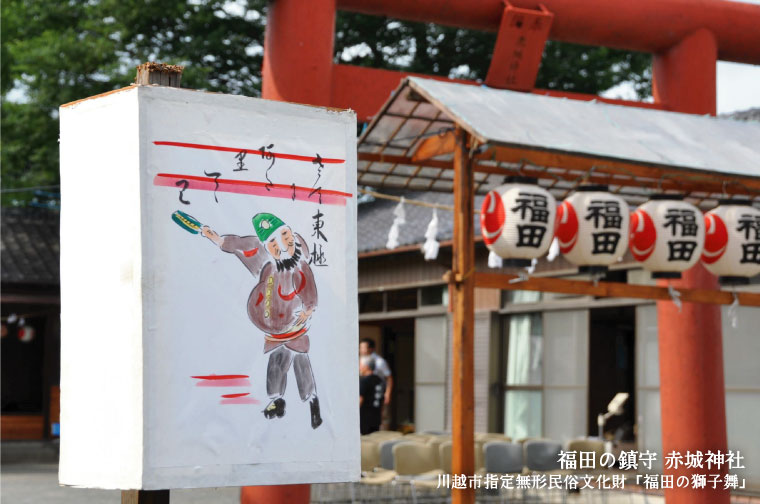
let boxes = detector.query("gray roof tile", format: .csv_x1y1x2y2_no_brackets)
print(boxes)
1,208,60,285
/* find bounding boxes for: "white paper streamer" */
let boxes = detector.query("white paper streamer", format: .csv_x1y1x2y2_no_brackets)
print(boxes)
667,285,682,313
422,209,440,261
508,271,529,284
547,237,559,262
527,258,538,275
385,197,406,249
728,292,740,329
488,250,503,269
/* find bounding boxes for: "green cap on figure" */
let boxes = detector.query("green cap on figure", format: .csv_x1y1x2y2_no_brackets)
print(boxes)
252,213,286,242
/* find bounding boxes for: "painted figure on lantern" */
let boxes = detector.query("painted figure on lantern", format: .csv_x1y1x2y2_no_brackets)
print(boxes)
176,210,323,430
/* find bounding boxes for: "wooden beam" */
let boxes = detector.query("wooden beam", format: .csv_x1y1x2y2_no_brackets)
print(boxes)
451,127,475,504
482,145,760,197
359,151,451,170
135,62,183,87
412,130,456,162
0,293,60,304
359,148,760,199
0,414,44,440
473,271,760,307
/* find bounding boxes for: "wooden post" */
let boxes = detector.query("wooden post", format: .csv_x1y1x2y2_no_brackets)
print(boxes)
121,62,183,504
135,62,184,87
451,127,475,504
121,490,170,504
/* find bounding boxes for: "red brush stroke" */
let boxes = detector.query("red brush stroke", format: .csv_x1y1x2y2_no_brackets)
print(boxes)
278,271,306,301
192,374,249,380
221,397,261,405
267,327,308,341
196,378,250,387
221,393,250,398
154,173,351,206
154,141,344,164
243,248,259,257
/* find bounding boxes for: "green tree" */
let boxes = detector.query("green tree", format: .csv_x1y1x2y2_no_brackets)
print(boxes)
334,13,651,97
1,0,266,204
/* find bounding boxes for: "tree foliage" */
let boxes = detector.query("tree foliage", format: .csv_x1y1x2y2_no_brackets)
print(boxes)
334,12,652,97
2,4,651,204
1,0,266,204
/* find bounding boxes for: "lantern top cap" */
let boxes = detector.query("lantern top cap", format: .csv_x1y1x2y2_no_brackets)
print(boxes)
716,198,754,206
504,175,539,185
576,184,609,192
649,193,684,201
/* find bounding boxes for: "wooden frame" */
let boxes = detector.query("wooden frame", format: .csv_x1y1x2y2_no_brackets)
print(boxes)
450,127,476,504
474,272,760,307
354,69,760,504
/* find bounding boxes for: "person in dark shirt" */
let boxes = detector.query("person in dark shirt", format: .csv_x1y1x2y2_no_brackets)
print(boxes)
359,356,385,435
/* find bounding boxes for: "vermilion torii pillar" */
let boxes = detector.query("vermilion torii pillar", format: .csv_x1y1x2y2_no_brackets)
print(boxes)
258,1,760,503
653,28,729,504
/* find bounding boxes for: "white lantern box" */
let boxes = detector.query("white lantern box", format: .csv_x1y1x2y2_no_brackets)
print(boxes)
555,185,629,275
629,194,704,279
59,86,359,489
702,199,760,285
480,176,556,267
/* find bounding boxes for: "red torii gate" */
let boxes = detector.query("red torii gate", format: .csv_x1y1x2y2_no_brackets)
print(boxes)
263,0,760,119
249,2,760,504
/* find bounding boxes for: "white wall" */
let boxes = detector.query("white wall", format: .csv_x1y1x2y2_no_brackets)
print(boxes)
543,310,589,443
415,315,448,432
721,304,760,489
635,304,663,473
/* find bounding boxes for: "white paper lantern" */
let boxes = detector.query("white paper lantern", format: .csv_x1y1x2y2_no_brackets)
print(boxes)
702,200,760,285
480,177,556,266
555,185,629,274
18,325,35,343
629,195,704,278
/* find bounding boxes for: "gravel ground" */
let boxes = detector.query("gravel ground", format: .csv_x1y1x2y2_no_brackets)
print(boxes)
1,463,240,504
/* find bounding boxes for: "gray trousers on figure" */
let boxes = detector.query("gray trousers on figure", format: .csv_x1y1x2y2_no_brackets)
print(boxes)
266,345,316,400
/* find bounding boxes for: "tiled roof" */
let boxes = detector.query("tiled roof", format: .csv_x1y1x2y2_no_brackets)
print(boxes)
724,108,760,122
1,207,60,285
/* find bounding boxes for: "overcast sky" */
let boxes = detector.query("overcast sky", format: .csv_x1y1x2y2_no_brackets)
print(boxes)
715,0,760,113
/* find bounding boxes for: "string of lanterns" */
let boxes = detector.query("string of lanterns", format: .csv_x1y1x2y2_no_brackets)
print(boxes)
1,313,37,343
481,180,760,285
362,184,759,286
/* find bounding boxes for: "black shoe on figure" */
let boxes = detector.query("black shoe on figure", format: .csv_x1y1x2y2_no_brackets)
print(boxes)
263,398,286,419
310,397,323,429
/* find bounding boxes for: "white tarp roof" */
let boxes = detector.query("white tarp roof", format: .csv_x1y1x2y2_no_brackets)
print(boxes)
403,77,760,178
357,77,760,205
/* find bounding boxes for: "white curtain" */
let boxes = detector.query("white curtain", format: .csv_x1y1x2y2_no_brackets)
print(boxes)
504,313,543,440
509,290,542,304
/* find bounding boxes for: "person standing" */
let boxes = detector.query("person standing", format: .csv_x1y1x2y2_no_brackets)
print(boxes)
359,356,385,435
359,338,392,406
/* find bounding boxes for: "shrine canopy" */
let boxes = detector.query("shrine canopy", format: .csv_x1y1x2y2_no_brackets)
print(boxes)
357,77,760,208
